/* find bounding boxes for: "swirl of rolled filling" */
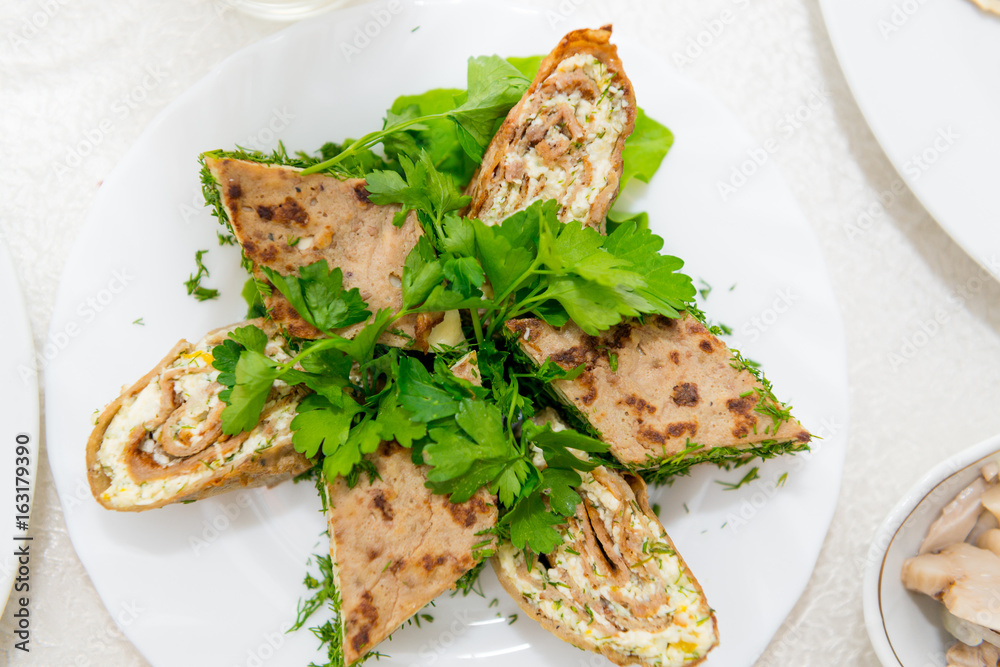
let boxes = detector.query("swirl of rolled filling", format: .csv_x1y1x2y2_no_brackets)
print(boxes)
465,26,636,232
492,466,718,667
86,320,312,511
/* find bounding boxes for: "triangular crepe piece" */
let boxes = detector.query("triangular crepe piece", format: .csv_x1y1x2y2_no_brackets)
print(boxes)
492,465,718,666
202,155,442,347
464,25,637,232
326,442,495,665
87,320,312,511
506,315,810,470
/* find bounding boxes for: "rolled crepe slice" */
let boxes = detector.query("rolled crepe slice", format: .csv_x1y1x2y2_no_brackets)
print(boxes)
326,442,496,665
464,25,637,232
87,319,312,511
492,465,718,667
505,316,810,471
202,155,446,349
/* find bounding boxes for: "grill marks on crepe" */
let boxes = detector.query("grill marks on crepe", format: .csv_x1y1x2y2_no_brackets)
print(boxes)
86,320,312,511
465,26,636,232
506,315,810,463
205,157,426,346
326,443,495,665
492,467,718,667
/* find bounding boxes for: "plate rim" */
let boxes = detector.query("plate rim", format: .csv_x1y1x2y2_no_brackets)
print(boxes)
816,0,1000,282
863,431,1000,666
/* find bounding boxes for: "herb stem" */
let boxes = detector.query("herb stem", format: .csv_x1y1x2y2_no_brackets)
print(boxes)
300,114,440,175
470,308,485,346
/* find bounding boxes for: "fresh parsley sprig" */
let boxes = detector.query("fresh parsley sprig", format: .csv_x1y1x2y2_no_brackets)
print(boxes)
300,55,528,176
395,349,609,554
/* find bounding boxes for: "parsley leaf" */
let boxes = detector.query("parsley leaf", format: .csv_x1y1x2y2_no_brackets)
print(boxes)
397,357,467,421
541,467,585,517
375,387,426,448
505,55,543,79
401,237,446,309
449,56,530,160
220,350,282,435
241,278,268,319
603,220,697,316
504,490,565,554
366,152,470,231
290,393,361,463
383,88,478,184
262,261,370,334
300,56,527,177
620,107,674,189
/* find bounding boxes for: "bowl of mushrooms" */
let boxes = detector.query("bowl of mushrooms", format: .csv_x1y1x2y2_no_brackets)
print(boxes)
865,433,1000,667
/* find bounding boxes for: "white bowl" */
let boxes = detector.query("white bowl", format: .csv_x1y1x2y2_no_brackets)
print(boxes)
864,434,1000,666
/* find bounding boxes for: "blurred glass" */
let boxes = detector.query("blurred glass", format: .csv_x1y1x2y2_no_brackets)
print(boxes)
228,0,355,21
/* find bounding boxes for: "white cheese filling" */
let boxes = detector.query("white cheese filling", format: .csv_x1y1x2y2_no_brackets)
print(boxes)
482,54,628,226
495,470,715,665
96,334,296,508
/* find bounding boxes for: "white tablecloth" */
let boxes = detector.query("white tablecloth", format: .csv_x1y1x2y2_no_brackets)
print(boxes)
2,0,999,664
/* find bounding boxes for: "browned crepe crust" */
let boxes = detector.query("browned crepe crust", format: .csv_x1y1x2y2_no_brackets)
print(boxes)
968,0,1000,15
204,157,428,346
506,314,810,464
464,25,637,232
491,467,718,666
86,320,312,511
327,443,495,664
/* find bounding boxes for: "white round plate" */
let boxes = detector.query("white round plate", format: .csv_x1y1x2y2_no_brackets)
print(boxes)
45,1,849,665
864,433,1000,666
0,240,39,613
819,0,1000,280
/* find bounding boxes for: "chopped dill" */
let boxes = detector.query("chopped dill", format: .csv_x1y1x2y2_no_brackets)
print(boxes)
184,249,220,302
716,466,760,491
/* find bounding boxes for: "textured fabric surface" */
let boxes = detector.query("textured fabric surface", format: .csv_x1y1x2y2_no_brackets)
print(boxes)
2,0,999,665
